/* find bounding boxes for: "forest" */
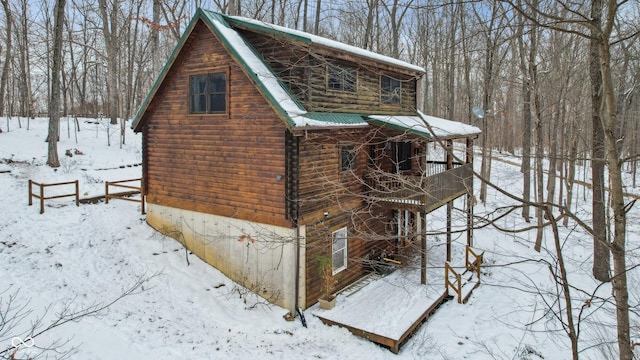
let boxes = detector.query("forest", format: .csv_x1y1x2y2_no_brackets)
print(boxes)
1,0,639,359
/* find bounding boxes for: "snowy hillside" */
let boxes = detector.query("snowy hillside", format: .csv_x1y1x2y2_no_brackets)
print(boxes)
0,118,638,359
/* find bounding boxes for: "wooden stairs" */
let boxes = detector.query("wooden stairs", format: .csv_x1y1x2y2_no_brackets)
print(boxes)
445,246,484,304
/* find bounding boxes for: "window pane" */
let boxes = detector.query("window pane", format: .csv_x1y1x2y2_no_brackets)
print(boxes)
328,66,341,90
340,145,356,171
209,94,226,113
189,75,208,114
395,142,412,171
332,227,348,273
190,94,206,113
382,75,400,104
190,75,206,93
328,65,356,93
344,69,356,92
332,250,344,270
209,73,226,93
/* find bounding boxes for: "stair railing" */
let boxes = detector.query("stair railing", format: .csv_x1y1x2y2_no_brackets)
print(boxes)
444,262,462,304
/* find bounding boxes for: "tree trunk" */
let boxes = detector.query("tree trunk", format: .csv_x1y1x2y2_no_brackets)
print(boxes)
590,0,610,282
0,0,12,117
98,0,119,126
600,36,632,360
47,0,66,168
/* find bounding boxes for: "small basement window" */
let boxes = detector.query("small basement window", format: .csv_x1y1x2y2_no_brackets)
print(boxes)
189,72,227,114
327,65,356,93
340,145,356,172
332,226,348,274
381,75,401,104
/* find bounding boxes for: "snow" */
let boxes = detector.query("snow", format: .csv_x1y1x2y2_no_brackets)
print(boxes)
225,15,425,74
315,260,448,341
1,117,639,359
369,111,481,139
206,11,307,117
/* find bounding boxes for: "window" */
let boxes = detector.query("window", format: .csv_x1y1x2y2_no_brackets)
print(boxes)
381,75,401,104
340,145,356,172
189,72,227,114
332,227,348,274
328,65,356,93
394,142,412,172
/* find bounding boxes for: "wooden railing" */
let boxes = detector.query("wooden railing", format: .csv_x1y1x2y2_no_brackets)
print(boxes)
365,163,473,210
465,246,484,281
28,180,79,214
105,178,145,214
444,262,462,304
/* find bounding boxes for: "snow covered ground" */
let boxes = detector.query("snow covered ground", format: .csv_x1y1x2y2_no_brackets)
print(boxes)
1,117,638,359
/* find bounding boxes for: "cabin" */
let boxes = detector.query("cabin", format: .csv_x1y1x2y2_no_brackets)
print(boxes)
132,9,481,317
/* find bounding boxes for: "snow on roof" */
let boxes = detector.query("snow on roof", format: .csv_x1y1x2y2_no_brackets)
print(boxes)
225,15,426,74
368,111,481,139
203,11,307,120
134,9,477,137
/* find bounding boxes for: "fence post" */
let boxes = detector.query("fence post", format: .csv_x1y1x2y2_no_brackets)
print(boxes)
28,180,33,206
141,195,146,214
75,180,79,207
39,184,44,214
105,182,109,204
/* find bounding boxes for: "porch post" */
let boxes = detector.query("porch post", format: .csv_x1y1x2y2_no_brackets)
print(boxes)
466,137,474,247
420,211,427,285
446,140,453,262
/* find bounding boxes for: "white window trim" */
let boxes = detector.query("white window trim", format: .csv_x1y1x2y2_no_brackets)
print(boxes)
332,226,348,275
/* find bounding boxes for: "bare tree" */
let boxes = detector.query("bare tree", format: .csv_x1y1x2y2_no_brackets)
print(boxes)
46,0,66,168
97,0,119,126
589,0,610,283
0,0,12,118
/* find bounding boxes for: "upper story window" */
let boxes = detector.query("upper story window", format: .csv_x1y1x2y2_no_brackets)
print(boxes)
340,145,356,172
381,75,401,104
327,65,356,93
189,72,227,114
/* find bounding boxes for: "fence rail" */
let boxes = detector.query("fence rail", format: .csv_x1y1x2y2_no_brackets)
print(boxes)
28,180,79,214
444,262,462,304
105,178,145,214
465,246,484,280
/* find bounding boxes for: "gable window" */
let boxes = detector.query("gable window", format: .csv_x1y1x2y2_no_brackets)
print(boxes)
381,75,401,104
340,145,356,172
332,226,348,274
189,72,227,114
328,65,356,93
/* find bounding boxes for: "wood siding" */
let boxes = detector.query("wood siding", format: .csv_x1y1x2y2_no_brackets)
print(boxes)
234,28,419,115
140,20,291,228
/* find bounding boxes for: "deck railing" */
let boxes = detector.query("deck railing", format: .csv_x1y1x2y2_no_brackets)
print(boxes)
365,163,472,210
28,180,79,214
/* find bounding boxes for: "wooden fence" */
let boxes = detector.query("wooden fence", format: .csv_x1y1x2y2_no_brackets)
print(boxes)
28,180,79,214
105,178,145,214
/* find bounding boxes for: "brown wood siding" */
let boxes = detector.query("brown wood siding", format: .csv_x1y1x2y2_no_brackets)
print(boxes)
306,58,418,115
140,20,291,228
233,28,419,115
304,202,396,307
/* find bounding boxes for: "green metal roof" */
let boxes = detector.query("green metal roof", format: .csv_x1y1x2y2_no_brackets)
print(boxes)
302,112,368,125
132,9,307,131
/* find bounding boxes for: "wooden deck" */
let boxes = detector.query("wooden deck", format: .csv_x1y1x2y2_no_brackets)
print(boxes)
314,263,453,354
